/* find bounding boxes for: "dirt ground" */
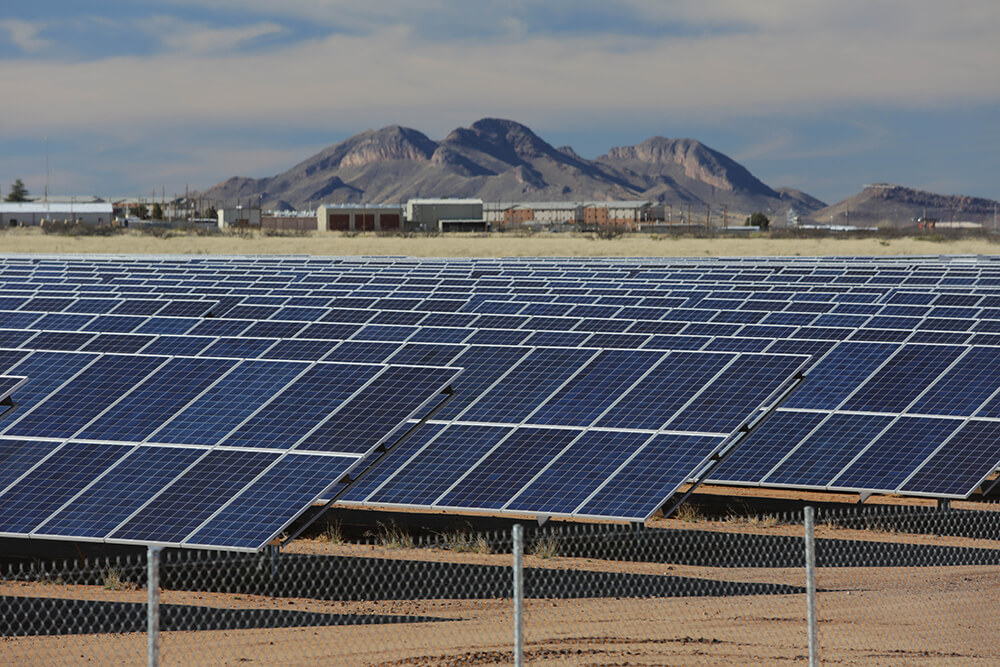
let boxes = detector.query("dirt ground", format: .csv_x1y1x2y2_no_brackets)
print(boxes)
1,227,999,257
3,514,998,666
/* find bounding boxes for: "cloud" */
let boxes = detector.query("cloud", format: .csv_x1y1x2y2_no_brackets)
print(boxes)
133,16,286,54
0,19,51,53
3,9,998,138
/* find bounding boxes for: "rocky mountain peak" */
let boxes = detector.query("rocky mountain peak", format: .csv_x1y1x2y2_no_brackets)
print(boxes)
334,125,437,168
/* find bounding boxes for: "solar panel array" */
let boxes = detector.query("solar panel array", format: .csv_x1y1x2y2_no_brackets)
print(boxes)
2,253,1000,545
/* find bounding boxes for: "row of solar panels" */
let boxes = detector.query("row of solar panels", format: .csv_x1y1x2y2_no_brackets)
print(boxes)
3,255,1000,551
0,353,460,551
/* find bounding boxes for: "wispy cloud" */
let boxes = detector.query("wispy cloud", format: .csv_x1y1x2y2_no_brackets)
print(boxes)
136,16,286,54
0,19,51,53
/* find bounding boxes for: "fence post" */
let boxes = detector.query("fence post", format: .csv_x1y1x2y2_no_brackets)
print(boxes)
512,524,525,667
804,506,818,667
148,546,162,667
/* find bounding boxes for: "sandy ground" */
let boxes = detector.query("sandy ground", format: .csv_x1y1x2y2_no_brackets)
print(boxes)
1,228,999,257
4,520,998,666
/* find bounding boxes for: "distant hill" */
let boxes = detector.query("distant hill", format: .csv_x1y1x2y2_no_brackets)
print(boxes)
806,184,1000,227
195,118,826,215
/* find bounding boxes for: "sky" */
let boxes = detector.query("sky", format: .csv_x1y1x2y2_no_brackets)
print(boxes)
2,1,998,206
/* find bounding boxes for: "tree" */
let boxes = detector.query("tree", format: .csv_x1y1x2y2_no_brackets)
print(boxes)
151,203,164,220
204,206,218,220
128,203,149,219
745,211,770,230
4,179,29,202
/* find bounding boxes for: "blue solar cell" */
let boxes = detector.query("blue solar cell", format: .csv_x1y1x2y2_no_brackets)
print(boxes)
80,315,148,333
0,350,30,374
523,331,591,347
295,322,362,340
155,300,219,318
223,304,281,320
241,320,307,339
830,417,963,491
80,333,157,354
199,337,278,359
840,344,966,413
848,328,911,342
186,319,254,337
186,452,357,549
763,413,895,487
595,351,732,430
0,438,63,491
259,338,337,361
20,331,95,351
297,365,459,454
337,422,448,502
433,345,532,419
506,430,654,515
522,316,582,331
703,337,773,353
369,311,427,326
110,299,167,316
463,329,532,345
436,427,581,510
709,410,828,483
5,354,168,439
0,311,44,329
900,420,1000,496
320,308,376,324
665,354,806,434
77,357,237,442
385,343,464,366
905,347,1000,416
148,360,307,446
109,449,280,544
324,341,399,364
574,319,633,333
220,363,386,450
134,317,200,335
0,442,129,534
365,424,514,506
31,313,96,331
576,433,725,520
461,347,598,424
19,297,75,312
139,335,215,357
782,342,899,410
34,445,206,539
642,334,710,350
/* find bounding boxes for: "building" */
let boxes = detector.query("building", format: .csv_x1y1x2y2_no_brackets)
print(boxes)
0,201,113,226
405,198,484,232
502,201,583,227
581,201,653,229
262,211,318,232
317,204,403,233
217,207,262,229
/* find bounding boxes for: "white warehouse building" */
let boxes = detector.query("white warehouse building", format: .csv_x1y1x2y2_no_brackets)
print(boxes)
0,202,113,226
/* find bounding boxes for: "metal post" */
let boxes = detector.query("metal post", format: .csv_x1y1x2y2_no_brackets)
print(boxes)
512,524,525,667
804,506,818,667
147,545,162,667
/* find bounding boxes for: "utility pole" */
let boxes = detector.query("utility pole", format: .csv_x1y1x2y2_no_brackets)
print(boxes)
706,204,711,231
687,203,691,234
723,205,728,230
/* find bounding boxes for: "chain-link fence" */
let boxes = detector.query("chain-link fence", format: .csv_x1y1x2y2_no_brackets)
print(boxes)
2,502,999,665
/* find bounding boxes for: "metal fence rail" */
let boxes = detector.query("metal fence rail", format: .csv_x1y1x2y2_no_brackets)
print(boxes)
2,502,998,665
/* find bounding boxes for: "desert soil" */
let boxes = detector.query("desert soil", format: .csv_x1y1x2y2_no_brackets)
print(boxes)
3,516,998,666
1,228,998,257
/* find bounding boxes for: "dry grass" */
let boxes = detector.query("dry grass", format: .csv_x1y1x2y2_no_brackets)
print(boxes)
1,227,999,257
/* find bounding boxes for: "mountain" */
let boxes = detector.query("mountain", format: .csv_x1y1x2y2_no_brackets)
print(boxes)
807,184,1000,227
195,118,824,214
